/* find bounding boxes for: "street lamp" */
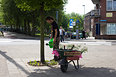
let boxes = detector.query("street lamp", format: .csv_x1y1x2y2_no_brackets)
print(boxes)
82,5,85,15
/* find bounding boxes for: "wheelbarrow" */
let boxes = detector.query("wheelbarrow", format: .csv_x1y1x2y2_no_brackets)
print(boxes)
53,46,82,73
46,39,82,72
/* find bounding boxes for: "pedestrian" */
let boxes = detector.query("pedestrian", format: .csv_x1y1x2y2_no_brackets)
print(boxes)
63,28,65,40
82,30,86,39
65,31,67,38
59,26,65,42
0,26,4,36
46,16,60,61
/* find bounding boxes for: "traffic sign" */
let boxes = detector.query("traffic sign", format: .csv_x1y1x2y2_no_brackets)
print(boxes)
69,19,73,26
76,20,79,23
69,19,74,28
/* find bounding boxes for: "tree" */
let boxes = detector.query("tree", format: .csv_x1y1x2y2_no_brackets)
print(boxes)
1,0,26,32
15,0,67,63
1,0,41,35
66,12,84,32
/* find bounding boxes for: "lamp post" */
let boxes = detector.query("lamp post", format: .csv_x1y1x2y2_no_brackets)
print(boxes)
82,5,85,34
83,5,85,15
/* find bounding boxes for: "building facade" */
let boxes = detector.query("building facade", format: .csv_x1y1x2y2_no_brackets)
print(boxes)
84,0,116,39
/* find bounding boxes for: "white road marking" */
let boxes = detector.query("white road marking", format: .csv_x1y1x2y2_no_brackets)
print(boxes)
61,41,112,46
0,38,113,46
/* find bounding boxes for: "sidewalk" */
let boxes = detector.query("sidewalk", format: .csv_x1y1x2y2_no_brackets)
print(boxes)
2,31,40,39
2,31,116,42
65,37,116,42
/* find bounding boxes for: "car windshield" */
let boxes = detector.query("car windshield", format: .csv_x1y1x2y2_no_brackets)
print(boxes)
72,32,76,35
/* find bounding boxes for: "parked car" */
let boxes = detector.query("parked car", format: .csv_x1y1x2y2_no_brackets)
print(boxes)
66,32,72,38
71,32,84,39
66,32,83,39
79,33,83,39
71,32,76,39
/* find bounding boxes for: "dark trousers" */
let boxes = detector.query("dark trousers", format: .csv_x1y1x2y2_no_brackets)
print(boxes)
53,37,60,50
82,34,86,39
60,35,64,42
53,37,60,61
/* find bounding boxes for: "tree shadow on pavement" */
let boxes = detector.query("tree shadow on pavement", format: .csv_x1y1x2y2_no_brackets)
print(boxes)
28,64,116,77
4,32,49,40
0,50,30,75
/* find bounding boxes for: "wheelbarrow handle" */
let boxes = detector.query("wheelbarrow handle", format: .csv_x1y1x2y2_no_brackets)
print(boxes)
71,45,75,50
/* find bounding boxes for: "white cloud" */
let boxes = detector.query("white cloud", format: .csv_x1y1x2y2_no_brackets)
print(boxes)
64,0,95,15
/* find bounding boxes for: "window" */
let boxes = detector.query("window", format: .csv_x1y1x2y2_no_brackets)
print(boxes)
107,23,116,35
107,0,112,10
107,0,116,11
113,0,116,10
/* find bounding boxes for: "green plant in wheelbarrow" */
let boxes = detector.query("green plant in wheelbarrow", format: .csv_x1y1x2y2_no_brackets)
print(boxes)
60,44,88,53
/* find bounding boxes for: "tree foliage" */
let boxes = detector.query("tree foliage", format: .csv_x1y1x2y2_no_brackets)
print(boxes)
66,12,84,32
14,0,68,63
15,0,67,11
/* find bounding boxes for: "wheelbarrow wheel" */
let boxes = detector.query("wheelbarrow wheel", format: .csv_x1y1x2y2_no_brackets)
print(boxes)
60,64,68,73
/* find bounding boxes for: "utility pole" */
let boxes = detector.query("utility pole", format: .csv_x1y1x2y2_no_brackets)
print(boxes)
83,5,85,15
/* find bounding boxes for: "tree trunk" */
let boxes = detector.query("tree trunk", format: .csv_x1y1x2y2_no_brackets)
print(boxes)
31,25,36,36
22,26,24,32
24,19,27,34
10,25,13,31
27,20,31,35
16,17,19,32
31,14,36,36
40,2,45,63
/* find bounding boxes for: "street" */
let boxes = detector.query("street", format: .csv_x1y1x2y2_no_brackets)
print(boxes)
0,32,116,77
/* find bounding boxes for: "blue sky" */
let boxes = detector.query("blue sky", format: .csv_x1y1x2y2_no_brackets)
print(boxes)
64,0,95,15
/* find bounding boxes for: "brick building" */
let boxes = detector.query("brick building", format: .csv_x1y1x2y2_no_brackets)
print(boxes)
84,0,116,39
